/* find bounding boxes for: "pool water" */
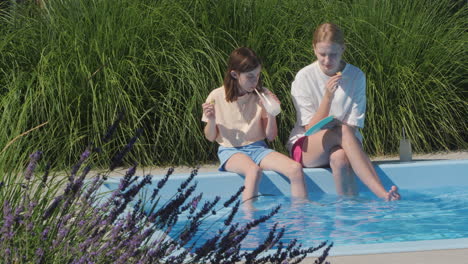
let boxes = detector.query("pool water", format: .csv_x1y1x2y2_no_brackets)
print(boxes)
170,186,468,251
99,160,468,255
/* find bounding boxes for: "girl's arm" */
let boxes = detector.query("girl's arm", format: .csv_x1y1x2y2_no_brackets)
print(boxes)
204,120,217,142
263,114,278,142
261,91,279,141
304,74,341,131
202,102,217,142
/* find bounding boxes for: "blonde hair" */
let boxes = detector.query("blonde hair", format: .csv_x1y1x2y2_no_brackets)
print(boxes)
313,23,345,47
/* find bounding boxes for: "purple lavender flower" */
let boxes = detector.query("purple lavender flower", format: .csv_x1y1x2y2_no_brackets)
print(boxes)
0,121,333,264
70,148,91,181
76,164,92,183
109,128,142,171
225,247,236,255
52,227,70,248
193,234,220,260
243,223,280,262
71,256,87,264
41,162,50,184
191,195,220,222
41,228,50,240
223,186,245,207
42,195,64,219
101,110,124,143
35,248,44,258
224,200,240,226
82,176,103,202
190,194,203,214
150,168,173,201
1,202,14,241
78,237,95,252
178,168,198,191
24,151,42,181
118,164,138,191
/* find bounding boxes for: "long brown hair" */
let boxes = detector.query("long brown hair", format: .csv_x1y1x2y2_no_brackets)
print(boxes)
223,47,264,102
313,23,345,47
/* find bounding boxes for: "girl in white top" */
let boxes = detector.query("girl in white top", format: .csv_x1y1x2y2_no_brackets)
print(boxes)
288,23,400,201
202,47,308,209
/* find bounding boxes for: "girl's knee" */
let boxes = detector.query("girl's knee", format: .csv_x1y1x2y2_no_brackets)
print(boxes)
341,125,356,138
330,148,349,169
246,164,262,176
286,161,304,182
290,160,303,174
340,125,361,148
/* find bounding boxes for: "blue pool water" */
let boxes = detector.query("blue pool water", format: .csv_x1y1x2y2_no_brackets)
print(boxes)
100,159,468,255
170,186,468,252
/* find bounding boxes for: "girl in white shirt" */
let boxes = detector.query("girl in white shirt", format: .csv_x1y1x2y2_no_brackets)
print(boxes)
288,23,400,201
202,47,308,209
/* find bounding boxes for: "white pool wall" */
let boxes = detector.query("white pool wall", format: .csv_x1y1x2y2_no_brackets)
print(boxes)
102,159,468,199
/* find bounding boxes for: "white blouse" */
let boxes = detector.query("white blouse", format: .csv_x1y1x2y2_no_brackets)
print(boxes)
287,61,366,152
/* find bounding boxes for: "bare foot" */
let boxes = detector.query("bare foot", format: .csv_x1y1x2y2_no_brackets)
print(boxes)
386,186,401,201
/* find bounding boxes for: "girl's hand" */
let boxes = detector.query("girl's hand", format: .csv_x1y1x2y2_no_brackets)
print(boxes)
202,102,215,119
324,73,342,99
266,90,281,106
260,90,281,118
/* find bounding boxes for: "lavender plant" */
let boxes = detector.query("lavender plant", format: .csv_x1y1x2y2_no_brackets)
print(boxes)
0,116,332,263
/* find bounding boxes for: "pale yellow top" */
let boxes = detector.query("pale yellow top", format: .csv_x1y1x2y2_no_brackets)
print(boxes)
202,86,268,147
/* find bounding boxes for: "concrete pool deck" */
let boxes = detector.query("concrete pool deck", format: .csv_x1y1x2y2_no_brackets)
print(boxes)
104,150,468,264
311,248,468,264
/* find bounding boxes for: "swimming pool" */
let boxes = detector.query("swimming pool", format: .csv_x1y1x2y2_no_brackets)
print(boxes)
100,159,468,256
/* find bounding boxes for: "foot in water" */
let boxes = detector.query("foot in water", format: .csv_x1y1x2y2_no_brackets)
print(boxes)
386,186,401,201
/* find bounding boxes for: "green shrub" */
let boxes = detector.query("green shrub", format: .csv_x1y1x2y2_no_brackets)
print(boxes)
0,0,466,167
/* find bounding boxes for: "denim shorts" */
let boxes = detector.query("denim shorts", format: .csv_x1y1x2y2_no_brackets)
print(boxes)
217,140,275,171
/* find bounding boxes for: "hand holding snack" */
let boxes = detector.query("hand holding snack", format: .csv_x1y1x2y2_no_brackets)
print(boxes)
202,99,216,119
325,72,342,99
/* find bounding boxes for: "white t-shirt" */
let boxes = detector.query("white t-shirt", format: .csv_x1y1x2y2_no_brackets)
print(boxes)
287,61,366,152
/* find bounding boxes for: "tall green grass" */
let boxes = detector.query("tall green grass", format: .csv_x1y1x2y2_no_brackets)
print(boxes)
0,0,466,168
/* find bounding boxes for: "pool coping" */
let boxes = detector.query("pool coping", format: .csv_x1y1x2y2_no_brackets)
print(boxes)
305,248,468,264
300,238,468,257
102,159,468,198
